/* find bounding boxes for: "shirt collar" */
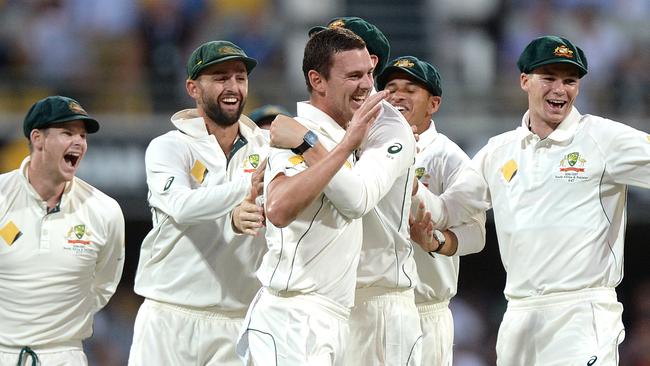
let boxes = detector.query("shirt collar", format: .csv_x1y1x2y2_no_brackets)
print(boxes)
417,120,438,150
171,108,262,141
296,101,347,142
20,156,73,211
518,107,582,142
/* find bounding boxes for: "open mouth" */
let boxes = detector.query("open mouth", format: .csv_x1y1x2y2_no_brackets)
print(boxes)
64,153,80,168
394,104,408,113
351,94,367,106
546,99,566,110
221,95,240,108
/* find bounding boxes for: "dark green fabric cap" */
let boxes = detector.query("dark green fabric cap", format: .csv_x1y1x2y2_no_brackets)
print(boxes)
517,35,588,78
186,40,257,80
249,104,292,126
309,17,390,74
376,56,442,97
23,96,99,138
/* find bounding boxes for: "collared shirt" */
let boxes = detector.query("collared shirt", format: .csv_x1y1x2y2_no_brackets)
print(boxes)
473,107,650,299
0,158,124,347
411,121,486,303
258,101,362,308
134,109,269,311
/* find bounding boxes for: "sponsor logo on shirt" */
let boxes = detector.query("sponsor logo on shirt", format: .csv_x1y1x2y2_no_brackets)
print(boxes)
191,160,208,183
555,151,588,182
587,355,598,365
0,220,22,246
500,159,518,183
388,143,403,154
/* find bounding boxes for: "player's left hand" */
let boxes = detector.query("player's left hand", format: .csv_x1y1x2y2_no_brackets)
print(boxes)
270,115,308,149
232,195,265,236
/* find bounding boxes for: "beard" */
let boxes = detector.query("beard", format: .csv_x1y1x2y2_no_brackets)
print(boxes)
202,93,246,127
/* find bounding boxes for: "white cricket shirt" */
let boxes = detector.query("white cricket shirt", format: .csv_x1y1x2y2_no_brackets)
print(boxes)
473,107,650,299
134,109,269,311
411,122,486,304
0,157,124,348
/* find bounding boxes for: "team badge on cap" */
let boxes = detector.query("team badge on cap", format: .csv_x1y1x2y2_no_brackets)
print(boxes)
394,59,415,68
68,101,88,115
328,19,346,29
553,45,574,59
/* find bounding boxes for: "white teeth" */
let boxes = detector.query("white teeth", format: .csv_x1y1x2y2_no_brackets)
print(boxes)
396,106,406,112
222,97,238,103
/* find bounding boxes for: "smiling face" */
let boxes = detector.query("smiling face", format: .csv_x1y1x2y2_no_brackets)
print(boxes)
30,120,88,183
188,60,248,127
313,48,374,126
521,63,580,130
384,72,440,133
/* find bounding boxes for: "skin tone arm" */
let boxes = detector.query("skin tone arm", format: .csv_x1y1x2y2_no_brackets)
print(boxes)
265,91,388,228
409,201,458,256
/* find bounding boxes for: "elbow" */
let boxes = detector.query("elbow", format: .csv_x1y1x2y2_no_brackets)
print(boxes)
265,201,294,228
168,207,198,226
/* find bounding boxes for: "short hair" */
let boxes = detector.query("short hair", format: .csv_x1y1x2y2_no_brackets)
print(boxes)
302,28,366,93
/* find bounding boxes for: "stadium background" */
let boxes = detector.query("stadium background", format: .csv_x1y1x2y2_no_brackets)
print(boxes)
0,0,648,364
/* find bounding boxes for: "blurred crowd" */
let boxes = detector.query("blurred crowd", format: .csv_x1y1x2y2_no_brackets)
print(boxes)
0,1,648,365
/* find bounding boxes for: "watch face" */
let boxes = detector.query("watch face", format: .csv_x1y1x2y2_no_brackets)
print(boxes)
305,130,319,146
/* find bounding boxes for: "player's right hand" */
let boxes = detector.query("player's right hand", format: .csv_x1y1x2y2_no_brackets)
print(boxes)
341,90,388,151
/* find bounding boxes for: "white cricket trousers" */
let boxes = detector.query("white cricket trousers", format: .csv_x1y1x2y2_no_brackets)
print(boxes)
417,300,453,366
497,287,625,366
128,298,246,366
0,342,87,366
237,287,350,366
345,287,423,366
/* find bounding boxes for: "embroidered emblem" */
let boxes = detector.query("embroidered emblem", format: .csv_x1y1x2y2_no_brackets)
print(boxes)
328,19,346,29
191,160,207,183
553,45,574,59
218,46,241,55
501,159,518,182
559,152,586,172
415,167,425,180
68,101,88,115
249,154,260,168
66,224,92,245
0,221,22,246
394,59,415,68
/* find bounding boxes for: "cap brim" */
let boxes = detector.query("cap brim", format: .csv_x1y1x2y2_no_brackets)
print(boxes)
527,59,587,78
194,55,258,78
376,66,432,94
308,26,327,36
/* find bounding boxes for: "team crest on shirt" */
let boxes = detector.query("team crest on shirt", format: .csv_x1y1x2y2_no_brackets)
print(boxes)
63,224,95,256
244,154,260,173
415,167,430,187
555,151,588,182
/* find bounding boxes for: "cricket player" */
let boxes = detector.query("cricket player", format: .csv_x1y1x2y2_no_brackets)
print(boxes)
376,56,487,365
129,40,268,365
237,27,408,365
311,17,423,365
456,35,650,364
0,96,125,366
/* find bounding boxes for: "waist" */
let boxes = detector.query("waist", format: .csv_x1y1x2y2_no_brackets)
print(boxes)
145,298,247,319
416,299,450,315
355,286,415,303
507,287,617,310
264,287,350,320
0,341,82,353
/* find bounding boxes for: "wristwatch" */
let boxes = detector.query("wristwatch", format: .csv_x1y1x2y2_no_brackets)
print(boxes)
291,130,318,155
428,229,446,256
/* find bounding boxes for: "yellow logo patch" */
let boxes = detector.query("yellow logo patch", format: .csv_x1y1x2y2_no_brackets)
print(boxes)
191,160,207,183
501,159,518,182
289,155,304,166
553,45,574,59
646,135,650,143
0,221,22,246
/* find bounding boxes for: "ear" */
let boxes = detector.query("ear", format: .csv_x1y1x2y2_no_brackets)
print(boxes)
308,70,326,94
30,129,44,151
520,73,529,92
186,79,199,99
428,95,442,115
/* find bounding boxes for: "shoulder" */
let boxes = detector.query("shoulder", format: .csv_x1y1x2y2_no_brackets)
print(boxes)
72,178,124,217
145,131,191,161
0,170,20,201
483,129,520,154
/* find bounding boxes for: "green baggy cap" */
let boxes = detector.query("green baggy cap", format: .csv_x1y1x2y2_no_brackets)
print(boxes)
517,35,588,78
186,40,257,80
23,96,99,138
309,17,390,74
376,55,442,97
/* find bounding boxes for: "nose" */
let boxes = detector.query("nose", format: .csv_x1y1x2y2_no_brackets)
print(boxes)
360,73,373,90
550,79,566,94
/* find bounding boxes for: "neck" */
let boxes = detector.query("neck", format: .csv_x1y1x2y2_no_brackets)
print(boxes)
416,118,432,134
205,119,240,155
528,118,556,140
27,161,66,210
310,96,347,129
